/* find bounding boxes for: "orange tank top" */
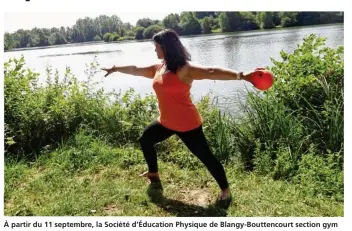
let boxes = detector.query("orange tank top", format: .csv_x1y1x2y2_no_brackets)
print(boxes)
152,63,203,132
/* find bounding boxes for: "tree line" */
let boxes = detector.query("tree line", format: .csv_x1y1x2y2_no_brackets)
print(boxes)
4,12,343,51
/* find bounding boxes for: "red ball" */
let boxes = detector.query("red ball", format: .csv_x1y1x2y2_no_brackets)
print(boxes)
250,68,274,90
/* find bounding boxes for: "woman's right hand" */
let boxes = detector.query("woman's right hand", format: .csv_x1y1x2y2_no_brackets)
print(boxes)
101,65,116,77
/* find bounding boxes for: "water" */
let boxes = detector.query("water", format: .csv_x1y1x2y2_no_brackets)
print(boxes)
4,24,344,110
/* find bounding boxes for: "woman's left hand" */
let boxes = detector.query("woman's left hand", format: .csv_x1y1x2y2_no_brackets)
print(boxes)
241,71,254,82
101,66,116,77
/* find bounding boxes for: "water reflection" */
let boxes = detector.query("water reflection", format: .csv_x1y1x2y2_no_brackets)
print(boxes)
39,49,122,58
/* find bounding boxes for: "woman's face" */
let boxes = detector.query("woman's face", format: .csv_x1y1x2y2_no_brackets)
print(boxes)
154,43,164,59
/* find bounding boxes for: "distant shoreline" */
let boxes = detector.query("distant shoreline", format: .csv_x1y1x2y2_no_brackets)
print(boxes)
5,23,343,53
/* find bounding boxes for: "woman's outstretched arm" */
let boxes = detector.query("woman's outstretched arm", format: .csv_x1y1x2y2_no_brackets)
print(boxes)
187,63,252,81
101,64,159,79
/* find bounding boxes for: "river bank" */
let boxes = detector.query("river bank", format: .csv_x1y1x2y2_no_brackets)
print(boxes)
5,23,343,53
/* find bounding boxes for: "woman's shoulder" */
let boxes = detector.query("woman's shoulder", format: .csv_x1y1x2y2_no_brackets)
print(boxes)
176,62,193,84
178,62,191,75
179,62,192,73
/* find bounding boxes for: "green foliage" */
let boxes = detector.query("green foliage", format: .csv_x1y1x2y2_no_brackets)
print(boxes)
5,140,343,216
136,18,159,28
4,33,17,51
43,129,121,173
143,25,163,39
4,56,159,159
93,35,101,41
279,12,298,27
201,17,212,34
219,12,259,32
102,33,112,42
240,12,260,30
133,26,145,40
219,13,231,32
234,95,305,171
4,12,343,51
162,13,182,35
193,12,216,19
4,160,28,200
109,32,120,41
273,12,282,26
258,12,275,29
232,34,343,200
293,151,343,201
118,36,135,41
269,34,344,153
210,16,220,30
319,12,344,24
180,12,202,35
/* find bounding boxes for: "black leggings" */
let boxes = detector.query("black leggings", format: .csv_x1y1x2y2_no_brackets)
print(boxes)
138,121,229,190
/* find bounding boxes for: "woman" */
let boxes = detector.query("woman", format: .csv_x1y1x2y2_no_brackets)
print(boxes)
102,29,253,205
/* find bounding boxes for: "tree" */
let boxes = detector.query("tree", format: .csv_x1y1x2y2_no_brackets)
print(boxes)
219,12,232,32
82,17,99,41
28,33,40,47
143,25,163,39
162,13,182,34
273,12,281,26
4,33,16,51
258,12,275,29
136,18,155,28
51,32,67,45
5,12,343,50
210,16,220,29
319,12,343,24
103,33,112,42
240,12,260,30
109,32,120,41
71,25,85,43
134,26,145,40
297,12,320,26
65,27,73,42
59,26,66,36
123,22,132,31
109,15,123,36
201,17,212,34
97,15,112,35
120,28,127,37
194,12,216,19
93,35,102,41
180,12,201,35
75,18,86,41
279,12,298,27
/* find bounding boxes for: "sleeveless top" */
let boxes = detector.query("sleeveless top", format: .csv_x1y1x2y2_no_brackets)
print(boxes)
152,63,203,132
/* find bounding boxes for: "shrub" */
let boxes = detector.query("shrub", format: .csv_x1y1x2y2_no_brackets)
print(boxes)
143,25,163,39
231,34,343,200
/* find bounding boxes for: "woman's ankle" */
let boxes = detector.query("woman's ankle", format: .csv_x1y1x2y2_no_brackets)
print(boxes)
148,172,159,177
140,171,159,178
220,188,231,199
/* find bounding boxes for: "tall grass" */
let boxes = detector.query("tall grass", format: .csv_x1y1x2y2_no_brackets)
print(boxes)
228,35,344,200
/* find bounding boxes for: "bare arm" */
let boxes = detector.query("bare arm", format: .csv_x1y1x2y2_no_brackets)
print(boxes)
102,64,159,79
187,63,251,81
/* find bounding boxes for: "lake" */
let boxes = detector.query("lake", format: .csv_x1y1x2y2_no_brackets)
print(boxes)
4,24,344,111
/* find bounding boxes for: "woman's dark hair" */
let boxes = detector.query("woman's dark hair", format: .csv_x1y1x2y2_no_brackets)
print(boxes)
152,29,191,73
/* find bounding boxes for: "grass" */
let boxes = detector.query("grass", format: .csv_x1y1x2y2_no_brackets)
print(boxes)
4,133,343,217
211,28,222,33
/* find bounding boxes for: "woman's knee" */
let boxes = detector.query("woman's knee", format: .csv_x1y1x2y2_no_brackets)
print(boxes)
138,132,153,146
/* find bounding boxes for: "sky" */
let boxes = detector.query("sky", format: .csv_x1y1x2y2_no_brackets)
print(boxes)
4,12,179,33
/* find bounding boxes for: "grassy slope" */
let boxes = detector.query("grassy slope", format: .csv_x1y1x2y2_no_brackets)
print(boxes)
4,135,343,217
